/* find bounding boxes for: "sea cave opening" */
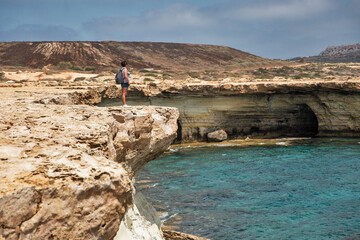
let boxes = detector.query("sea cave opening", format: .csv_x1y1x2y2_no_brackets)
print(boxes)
209,103,319,140
293,104,319,137
241,103,319,138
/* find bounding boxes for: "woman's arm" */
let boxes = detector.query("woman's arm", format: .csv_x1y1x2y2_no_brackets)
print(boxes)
124,68,130,84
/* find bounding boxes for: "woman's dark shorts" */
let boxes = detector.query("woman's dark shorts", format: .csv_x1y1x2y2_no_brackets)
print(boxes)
121,82,129,89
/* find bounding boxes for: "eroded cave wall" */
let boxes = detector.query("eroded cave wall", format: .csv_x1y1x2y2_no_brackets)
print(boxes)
121,92,360,142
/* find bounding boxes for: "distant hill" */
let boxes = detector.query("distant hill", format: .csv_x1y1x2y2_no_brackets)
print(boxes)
0,41,286,71
292,43,360,63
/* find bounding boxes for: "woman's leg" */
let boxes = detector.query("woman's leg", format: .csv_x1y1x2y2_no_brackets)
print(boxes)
122,88,128,105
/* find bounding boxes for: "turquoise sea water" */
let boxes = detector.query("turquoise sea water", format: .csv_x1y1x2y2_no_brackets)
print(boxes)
137,138,360,240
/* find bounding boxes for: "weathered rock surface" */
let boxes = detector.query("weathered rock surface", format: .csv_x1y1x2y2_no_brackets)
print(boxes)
207,130,228,142
114,191,163,240
163,230,210,240
0,89,179,240
2,75,359,239
301,43,360,62
90,81,360,142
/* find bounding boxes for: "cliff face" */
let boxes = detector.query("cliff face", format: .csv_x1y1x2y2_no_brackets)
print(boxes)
319,43,360,60
95,81,360,142
0,89,179,239
294,43,360,62
2,78,358,239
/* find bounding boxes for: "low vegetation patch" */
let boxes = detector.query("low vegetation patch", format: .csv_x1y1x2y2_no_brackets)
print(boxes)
145,73,157,77
74,77,86,81
57,61,72,70
244,63,360,80
144,78,154,82
188,72,199,78
71,66,83,71
254,75,275,80
85,67,95,72
294,73,313,79
162,73,173,80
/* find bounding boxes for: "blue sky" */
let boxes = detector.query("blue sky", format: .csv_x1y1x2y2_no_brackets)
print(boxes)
0,0,359,59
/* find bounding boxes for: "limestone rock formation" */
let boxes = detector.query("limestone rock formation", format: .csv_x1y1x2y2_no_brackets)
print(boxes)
163,230,210,240
319,43,360,59
293,43,360,62
0,90,179,240
114,191,163,240
207,129,228,142
91,81,360,142
2,75,359,239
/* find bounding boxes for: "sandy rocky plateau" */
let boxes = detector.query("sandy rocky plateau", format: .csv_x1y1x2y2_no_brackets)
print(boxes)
4,65,358,141
0,65,360,240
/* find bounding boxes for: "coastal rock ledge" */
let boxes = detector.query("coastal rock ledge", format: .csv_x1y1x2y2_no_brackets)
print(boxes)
0,96,179,240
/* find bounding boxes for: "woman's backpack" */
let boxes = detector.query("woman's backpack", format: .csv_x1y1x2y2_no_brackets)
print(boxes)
115,67,125,84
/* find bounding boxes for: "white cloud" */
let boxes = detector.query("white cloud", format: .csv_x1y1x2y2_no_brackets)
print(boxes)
84,3,212,39
143,3,210,30
222,0,334,20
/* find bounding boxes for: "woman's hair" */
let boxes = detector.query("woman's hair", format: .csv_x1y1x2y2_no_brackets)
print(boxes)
121,61,127,67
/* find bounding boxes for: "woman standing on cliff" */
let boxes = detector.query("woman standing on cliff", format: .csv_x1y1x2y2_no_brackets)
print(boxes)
120,60,130,107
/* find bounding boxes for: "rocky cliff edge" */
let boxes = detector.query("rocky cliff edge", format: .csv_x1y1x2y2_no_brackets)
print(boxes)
0,89,179,239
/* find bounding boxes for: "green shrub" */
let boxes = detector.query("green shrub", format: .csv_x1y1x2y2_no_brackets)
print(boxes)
294,73,311,79
57,61,72,69
188,72,199,78
144,78,154,82
139,69,151,73
228,72,241,78
93,74,104,78
15,64,22,67
71,66,83,71
85,67,95,71
74,77,86,81
257,68,268,74
145,73,157,77
254,75,274,80
111,69,118,74
162,73,172,80
0,72,4,79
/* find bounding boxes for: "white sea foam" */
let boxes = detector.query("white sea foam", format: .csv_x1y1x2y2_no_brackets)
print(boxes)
217,144,231,147
276,142,287,146
159,212,169,221
161,213,178,223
